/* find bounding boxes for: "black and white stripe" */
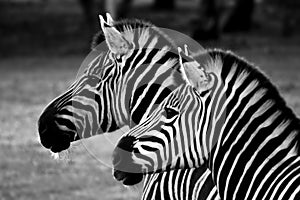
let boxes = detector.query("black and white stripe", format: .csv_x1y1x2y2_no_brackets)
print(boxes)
115,49,300,200
38,14,219,200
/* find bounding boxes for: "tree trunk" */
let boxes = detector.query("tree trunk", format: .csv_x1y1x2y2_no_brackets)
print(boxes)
116,0,133,18
78,0,96,30
192,0,219,40
223,0,255,32
153,0,175,10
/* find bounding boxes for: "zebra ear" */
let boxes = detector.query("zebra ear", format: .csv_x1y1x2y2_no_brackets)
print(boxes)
99,15,130,56
184,44,190,56
106,13,114,26
178,46,214,93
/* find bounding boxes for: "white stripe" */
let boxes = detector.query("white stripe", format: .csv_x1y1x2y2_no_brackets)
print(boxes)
231,121,291,199
216,91,268,187
241,131,297,199
289,183,300,200
160,172,167,200
252,143,298,199
223,111,280,199
278,171,300,199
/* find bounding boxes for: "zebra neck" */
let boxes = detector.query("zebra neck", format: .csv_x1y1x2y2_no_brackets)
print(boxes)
200,52,300,184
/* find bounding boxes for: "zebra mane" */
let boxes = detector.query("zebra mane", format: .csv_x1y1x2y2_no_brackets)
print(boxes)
207,49,300,147
91,18,177,50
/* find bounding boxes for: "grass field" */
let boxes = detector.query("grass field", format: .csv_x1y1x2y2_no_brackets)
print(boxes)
0,47,300,200
0,56,143,200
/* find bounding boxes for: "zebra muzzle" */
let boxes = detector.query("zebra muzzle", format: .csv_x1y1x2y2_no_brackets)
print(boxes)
113,169,143,186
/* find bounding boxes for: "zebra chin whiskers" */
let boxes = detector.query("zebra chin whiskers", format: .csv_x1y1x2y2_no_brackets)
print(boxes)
49,141,81,164
50,149,71,163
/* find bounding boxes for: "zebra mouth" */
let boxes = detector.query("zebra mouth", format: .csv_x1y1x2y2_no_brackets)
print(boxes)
39,130,71,153
49,142,70,153
113,169,143,186
51,134,71,153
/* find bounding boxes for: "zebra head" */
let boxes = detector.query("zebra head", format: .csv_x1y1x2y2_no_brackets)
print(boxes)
38,14,188,154
112,47,217,185
38,14,134,153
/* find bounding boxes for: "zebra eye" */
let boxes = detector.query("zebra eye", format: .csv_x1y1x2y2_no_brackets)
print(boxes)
87,76,100,86
164,107,179,119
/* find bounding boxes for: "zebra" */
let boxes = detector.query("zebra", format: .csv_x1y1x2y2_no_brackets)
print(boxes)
112,46,300,200
38,13,219,200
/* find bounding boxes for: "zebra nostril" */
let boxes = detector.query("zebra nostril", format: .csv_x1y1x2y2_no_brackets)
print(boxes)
113,169,126,181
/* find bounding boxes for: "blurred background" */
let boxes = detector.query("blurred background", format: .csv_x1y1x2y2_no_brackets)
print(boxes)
0,0,299,199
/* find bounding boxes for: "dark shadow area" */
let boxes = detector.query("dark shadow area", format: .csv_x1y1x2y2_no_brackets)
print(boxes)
0,0,299,57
